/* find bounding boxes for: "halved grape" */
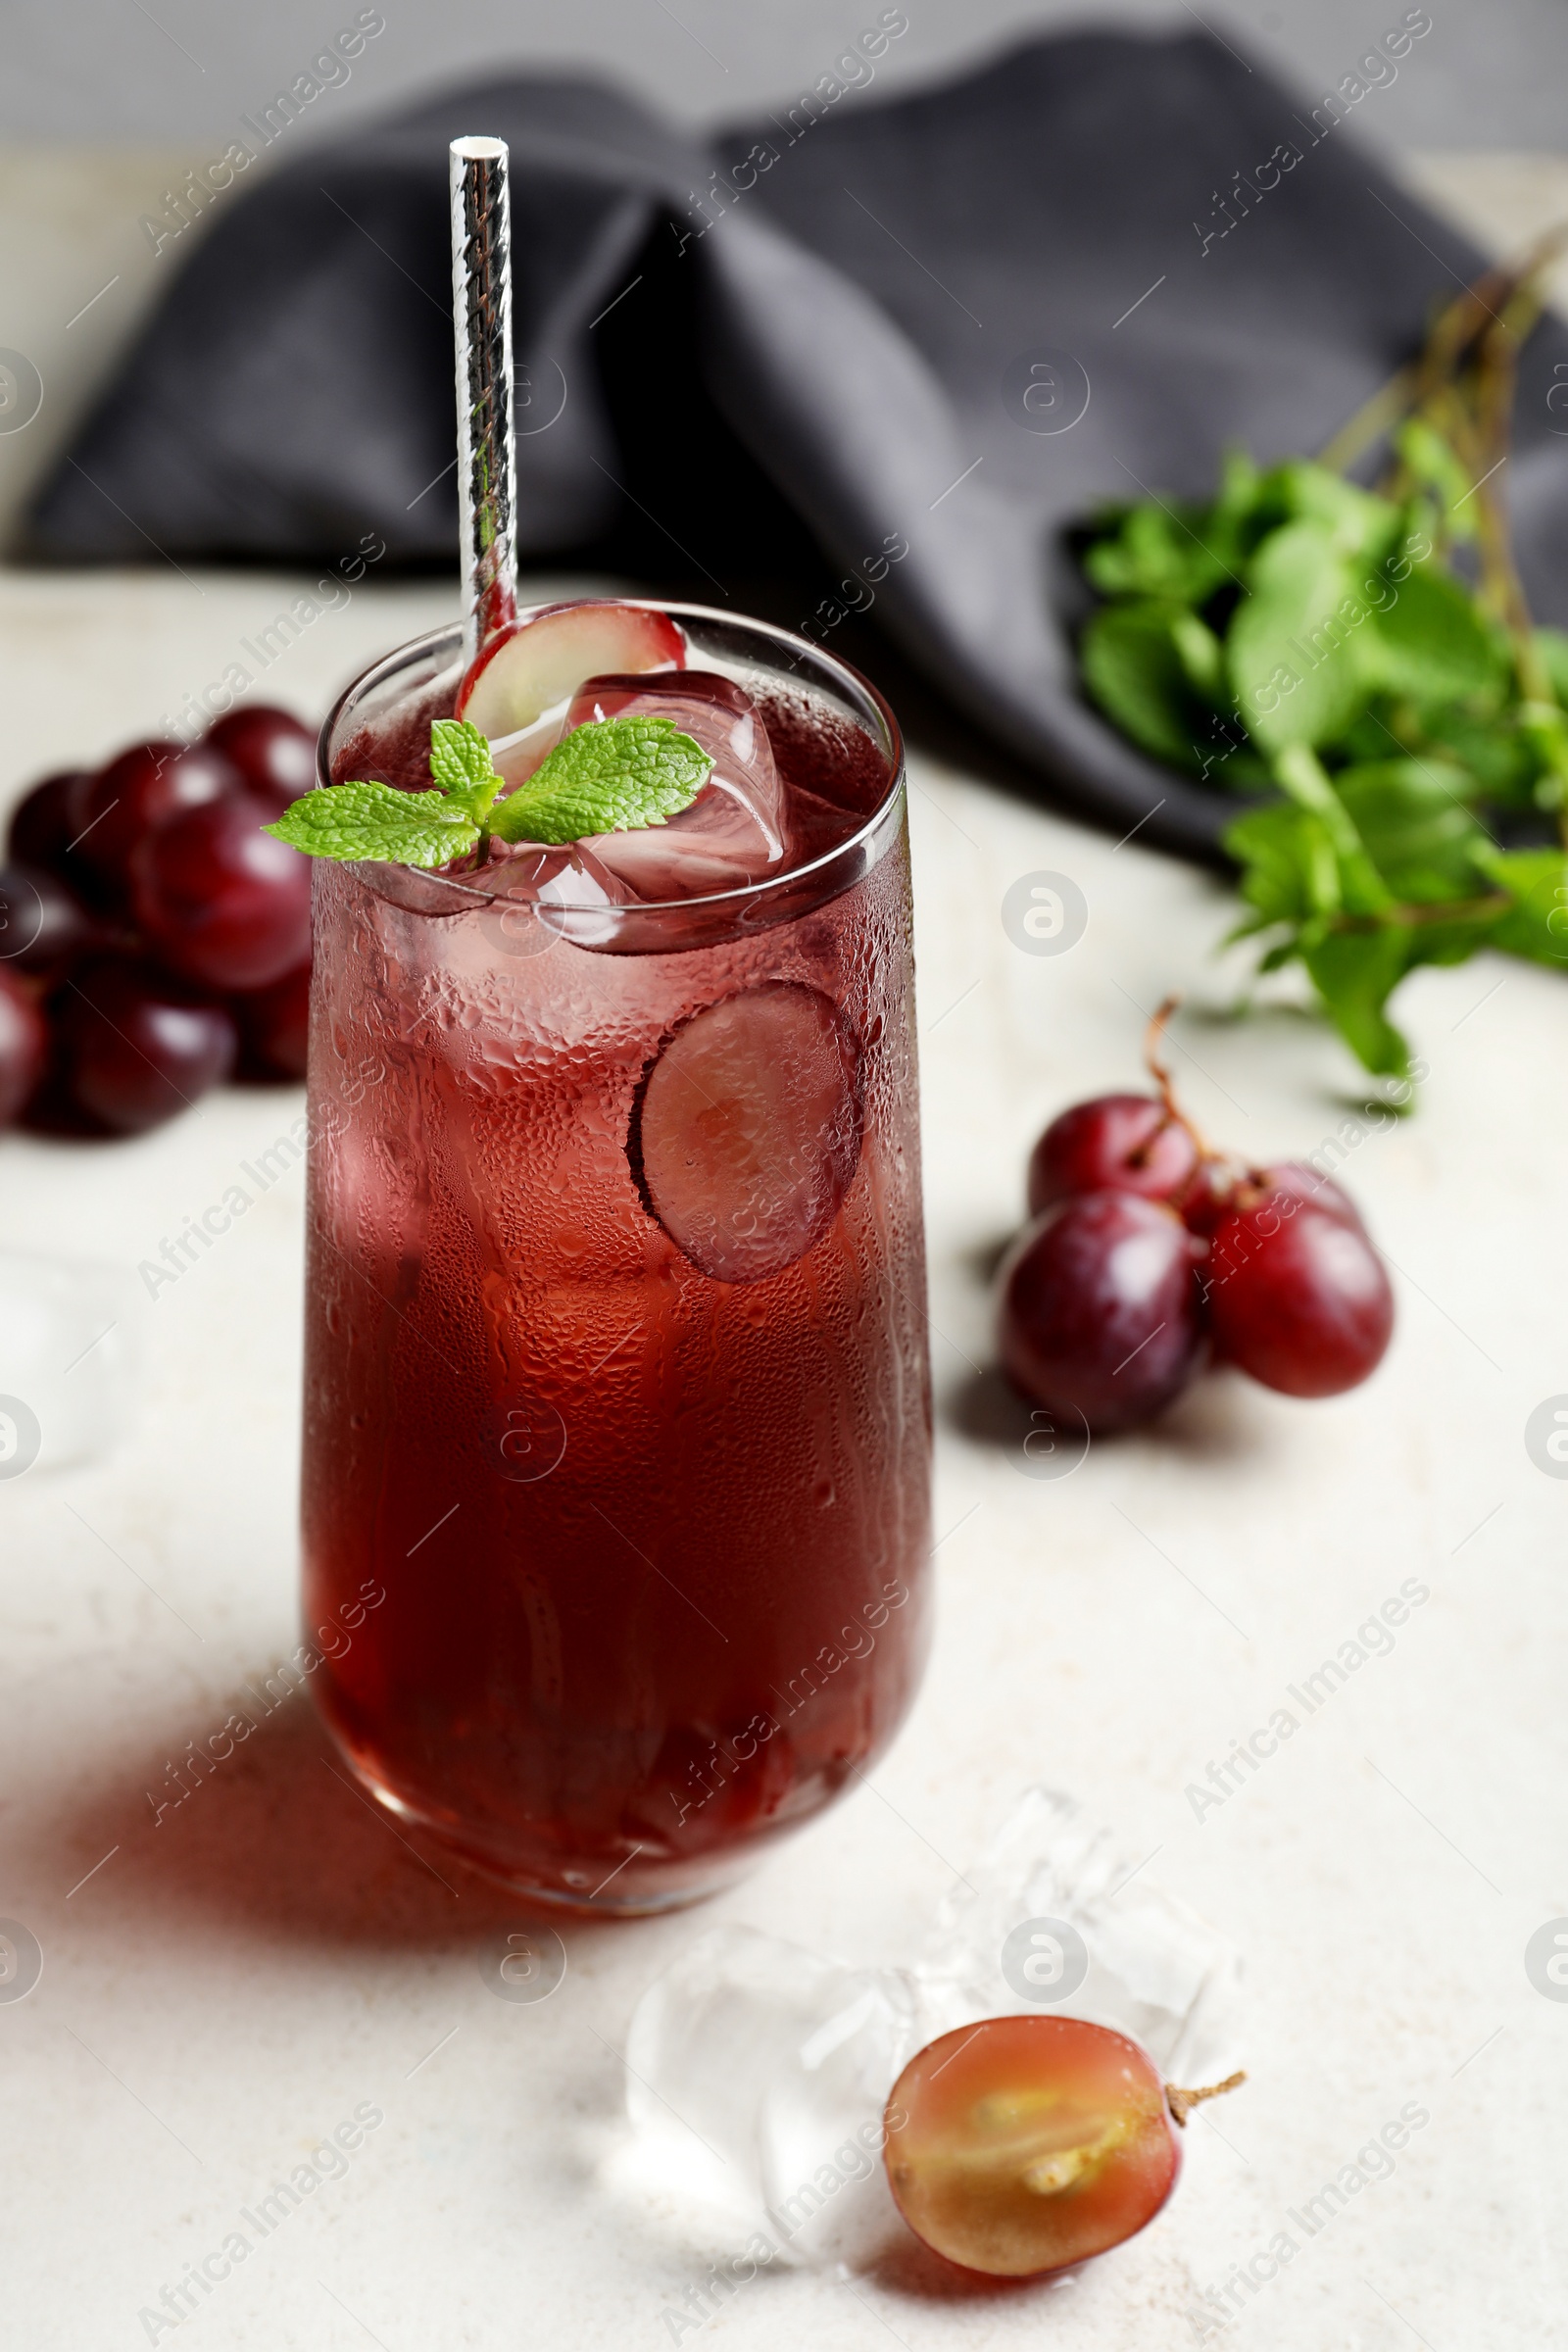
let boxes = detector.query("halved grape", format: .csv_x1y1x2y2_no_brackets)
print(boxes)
457,602,684,739
885,2017,1180,2278
632,982,861,1284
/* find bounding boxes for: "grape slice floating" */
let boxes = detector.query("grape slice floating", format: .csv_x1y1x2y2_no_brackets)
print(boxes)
632,981,861,1284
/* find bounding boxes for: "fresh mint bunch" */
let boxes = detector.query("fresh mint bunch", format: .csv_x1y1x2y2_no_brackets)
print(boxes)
1074,235,1568,1090
265,713,713,871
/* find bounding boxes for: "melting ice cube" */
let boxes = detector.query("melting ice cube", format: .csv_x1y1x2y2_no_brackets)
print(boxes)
618,1786,1244,2270
566,671,789,900
0,1253,141,1474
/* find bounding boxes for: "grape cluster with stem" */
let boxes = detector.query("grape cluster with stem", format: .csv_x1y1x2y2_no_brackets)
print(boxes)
997,1003,1395,1432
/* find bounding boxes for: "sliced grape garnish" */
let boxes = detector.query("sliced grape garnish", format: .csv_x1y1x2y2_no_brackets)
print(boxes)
456,602,684,740
633,982,861,1284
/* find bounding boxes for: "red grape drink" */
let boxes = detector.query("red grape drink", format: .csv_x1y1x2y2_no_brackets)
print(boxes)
302,602,932,1910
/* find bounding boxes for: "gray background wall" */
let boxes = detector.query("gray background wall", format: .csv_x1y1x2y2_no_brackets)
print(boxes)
3,0,1563,152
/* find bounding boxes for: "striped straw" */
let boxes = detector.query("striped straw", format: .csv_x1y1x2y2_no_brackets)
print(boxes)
449,135,518,663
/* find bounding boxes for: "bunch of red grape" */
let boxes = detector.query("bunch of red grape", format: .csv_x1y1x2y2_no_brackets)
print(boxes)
0,709,315,1138
998,1019,1395,1432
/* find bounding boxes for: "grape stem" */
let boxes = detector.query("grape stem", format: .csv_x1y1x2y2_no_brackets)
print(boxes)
1165,2070,1248,2129
1143,995,1215,1168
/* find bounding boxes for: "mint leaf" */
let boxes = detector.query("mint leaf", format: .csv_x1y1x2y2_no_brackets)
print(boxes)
1223,800,1342,932
1300,926,1414,1079
265,782,480,868
429,717,502,819
1395,418,1477,542
1473,846,1568,967
1333,760,1492,903
489,714,712,847
1253,460,1396,562
1080,600,1213,770
1362,564,1506,704
1229,521,1374,754
1272,743,1391,914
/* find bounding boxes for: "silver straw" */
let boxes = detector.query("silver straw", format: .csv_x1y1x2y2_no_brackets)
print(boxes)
449,135,517,664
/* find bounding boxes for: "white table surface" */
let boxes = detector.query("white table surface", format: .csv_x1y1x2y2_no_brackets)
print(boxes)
2,554,1566,2352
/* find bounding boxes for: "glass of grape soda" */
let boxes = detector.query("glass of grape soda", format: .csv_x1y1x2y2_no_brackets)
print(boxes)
298,598,932,1910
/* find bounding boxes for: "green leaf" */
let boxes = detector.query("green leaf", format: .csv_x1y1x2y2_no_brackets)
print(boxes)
1533,628,1568,705
429,717,502,817
1079,600,1217,770
1223,800,1342,930
1252,460,1399,562
1082,503,1235,606
1229,521,1374,752
1394,418,1477,542
1332,759,1492,903
265,782,480,868
1271,743,1392,914
1300,925,1415,1079
1361,563,1507,704
1473,846,1568,968
1411,701,1541,805
489,714,713,847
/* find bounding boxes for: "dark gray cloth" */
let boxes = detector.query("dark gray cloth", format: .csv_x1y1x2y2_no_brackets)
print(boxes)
27,31,1568,858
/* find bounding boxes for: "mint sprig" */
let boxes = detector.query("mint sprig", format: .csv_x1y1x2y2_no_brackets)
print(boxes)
265,712,713,869
1073,233,1568,1094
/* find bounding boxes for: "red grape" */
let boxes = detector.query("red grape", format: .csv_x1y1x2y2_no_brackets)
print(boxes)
8,769,91,871
1185,1157,1362,1239
237,960,310,1081
1205,1189,1393,1396
54,957,236,1135
884,2017,1180,2278
1027,1093,1199,1216
0,967,46,1127
77,739,243,889
1257,1159,1362,1228
0,863,105,980
131,794,312,992
205,705,317,814
998,1190,1204,1431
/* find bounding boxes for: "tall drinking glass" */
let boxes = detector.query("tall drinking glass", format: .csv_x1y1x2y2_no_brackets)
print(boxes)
301,601,931,1911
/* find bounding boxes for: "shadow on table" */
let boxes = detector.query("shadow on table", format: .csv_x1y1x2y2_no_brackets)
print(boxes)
944,1361,1270,1468
57,1691,634,1957
863,2231,1076,2306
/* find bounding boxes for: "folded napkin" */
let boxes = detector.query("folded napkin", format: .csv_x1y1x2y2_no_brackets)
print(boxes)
29,28,1568,857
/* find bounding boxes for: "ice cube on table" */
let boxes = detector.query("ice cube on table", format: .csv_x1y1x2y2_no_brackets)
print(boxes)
620,1786,1243,2270
918,1785,1243,2082
0,1253,141,1475
564,671,789,900
624,1924,929,2267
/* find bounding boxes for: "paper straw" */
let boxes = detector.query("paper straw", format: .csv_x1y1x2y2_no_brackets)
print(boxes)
450,135,518,664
